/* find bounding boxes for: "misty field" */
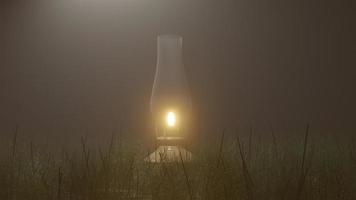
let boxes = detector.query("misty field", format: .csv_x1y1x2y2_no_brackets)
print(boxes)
0,126,355,200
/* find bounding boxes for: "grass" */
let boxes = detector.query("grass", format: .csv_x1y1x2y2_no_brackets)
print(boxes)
0,125,355,200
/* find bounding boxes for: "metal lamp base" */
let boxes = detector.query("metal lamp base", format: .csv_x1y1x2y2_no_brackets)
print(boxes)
145,145,193,163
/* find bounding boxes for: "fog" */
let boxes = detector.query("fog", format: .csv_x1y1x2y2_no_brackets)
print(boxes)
1,0,355,145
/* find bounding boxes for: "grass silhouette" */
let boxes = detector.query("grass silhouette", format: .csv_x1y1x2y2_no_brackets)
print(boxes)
0,125,355,200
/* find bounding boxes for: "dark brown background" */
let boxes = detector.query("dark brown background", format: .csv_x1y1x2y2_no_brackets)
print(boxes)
1,0,355,145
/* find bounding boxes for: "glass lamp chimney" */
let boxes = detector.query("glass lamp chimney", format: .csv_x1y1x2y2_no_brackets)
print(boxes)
150,35,191,140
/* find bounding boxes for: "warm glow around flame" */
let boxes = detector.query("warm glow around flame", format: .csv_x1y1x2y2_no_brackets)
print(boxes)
166,111,176,127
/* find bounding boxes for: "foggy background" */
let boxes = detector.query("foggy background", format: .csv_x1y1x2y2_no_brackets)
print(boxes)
1,0,355,145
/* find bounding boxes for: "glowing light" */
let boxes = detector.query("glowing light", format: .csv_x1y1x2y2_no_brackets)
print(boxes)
166,112,176,127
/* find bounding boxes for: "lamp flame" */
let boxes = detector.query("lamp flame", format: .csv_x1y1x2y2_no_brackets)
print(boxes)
166,112,176,127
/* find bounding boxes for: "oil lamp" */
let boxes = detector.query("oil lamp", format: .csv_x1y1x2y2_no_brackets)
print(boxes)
146,35,193,162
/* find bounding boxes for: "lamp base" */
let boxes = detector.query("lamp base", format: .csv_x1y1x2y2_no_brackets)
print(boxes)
145,145,193,163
